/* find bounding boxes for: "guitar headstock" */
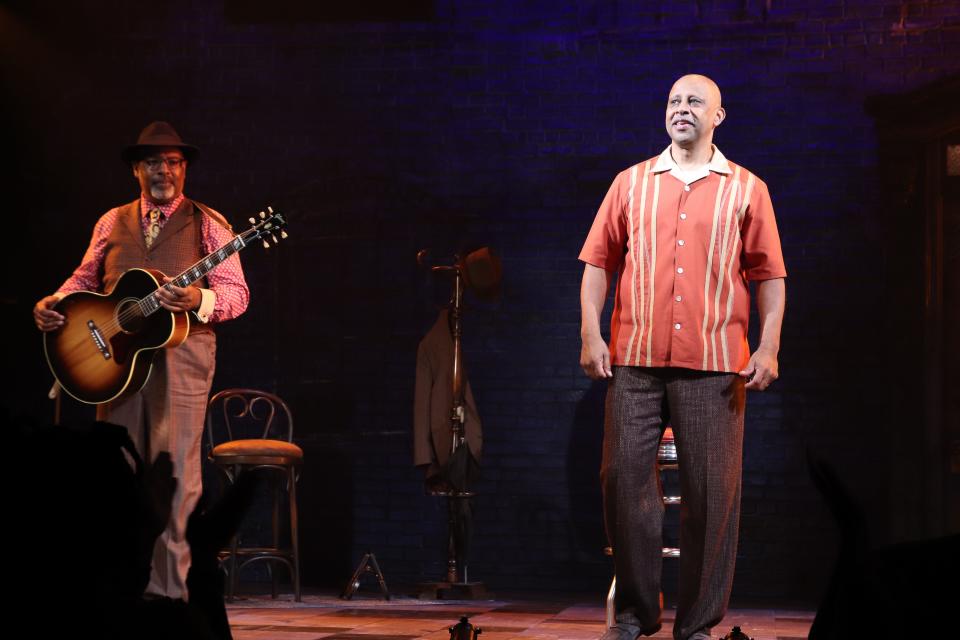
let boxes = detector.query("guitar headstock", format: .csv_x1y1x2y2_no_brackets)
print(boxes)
245,206,288,249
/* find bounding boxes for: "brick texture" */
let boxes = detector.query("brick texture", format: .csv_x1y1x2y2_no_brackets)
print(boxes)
6,0,960,602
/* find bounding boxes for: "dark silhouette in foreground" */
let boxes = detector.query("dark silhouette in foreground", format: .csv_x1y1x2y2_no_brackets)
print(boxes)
808,452,959,639
8,412,259,639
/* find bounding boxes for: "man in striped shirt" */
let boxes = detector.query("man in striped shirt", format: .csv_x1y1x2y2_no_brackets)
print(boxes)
579,75,786,640
34,122,249,601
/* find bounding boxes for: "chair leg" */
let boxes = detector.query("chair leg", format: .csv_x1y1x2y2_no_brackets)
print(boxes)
289,466,301,602
229,464,240,601
228,534,239,602
606,575,616,629
271,475,280,599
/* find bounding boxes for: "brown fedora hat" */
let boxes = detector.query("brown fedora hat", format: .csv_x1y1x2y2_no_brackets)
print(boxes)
459,246,502,301
121,121,199,165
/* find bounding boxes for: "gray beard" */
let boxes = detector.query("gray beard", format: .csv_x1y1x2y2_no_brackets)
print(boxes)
149,183,176,202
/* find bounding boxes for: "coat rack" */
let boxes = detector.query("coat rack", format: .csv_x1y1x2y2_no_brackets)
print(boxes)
416,247,500,599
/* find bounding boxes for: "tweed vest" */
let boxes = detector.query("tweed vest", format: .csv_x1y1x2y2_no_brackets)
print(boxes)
103,198,214,334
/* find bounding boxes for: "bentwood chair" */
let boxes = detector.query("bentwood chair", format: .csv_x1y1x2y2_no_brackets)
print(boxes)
205,389,303,601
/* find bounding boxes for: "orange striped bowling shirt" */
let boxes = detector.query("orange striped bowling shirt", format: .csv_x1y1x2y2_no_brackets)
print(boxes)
579,146,786,373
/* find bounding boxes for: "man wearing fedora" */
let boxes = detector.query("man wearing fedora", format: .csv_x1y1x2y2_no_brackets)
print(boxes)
579,75,786,639
33,121,249,601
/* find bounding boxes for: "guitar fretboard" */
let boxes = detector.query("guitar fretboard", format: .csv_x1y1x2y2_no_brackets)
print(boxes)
138,234,249,316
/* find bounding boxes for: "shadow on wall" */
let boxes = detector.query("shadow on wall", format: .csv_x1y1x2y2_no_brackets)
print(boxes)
567,380,608,569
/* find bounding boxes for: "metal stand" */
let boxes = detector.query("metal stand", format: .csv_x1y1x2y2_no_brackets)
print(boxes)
341,552,390,600
415,486,488,600
444,267,474,585
417,577,488,600
449,615,483,639
417,251,489,600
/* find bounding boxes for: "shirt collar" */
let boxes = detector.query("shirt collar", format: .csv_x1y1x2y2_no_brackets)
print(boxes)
141,193,185,220
652,144,732,175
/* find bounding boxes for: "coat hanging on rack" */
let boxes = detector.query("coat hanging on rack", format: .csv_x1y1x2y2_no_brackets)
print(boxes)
413,308,483,485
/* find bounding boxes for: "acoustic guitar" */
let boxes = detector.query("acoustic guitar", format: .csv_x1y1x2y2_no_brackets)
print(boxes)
43,208,287,404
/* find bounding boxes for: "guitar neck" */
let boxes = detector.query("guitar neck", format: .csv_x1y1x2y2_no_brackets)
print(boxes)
134,208,285,318
175,233,249,288
139,232,251,317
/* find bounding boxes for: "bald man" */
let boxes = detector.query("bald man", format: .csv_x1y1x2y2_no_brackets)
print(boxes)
579,75,786,639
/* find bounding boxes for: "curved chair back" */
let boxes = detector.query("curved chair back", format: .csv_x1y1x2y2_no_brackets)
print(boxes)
206,388,294,451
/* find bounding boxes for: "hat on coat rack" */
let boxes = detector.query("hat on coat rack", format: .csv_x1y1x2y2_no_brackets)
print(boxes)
458,246,502,301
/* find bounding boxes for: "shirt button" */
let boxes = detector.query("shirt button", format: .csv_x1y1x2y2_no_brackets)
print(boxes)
684,185,690,192
677,267,684,274
674,323,682,330
675,295,682,302
680,213,687,220
678,239,685,246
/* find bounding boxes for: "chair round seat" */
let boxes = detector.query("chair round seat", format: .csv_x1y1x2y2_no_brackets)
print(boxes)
211,439,303,466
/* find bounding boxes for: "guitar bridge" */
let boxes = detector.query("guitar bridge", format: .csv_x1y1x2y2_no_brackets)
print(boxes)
87,320,112,360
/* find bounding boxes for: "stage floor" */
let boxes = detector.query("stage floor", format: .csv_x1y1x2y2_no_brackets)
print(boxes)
226,592,814,639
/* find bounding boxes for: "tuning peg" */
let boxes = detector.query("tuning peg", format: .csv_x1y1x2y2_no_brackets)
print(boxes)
249,217,256,224
262,240,270,249
280,230,288,239
267,206,274,213
259,211,266,219
271,234,278,243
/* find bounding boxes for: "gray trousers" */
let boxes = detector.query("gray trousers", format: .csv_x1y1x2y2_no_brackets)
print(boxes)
98,331,217,601
602,367,745,640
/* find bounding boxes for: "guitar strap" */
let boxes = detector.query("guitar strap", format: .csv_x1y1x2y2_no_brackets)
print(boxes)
184,199,230,331
190,199,234,233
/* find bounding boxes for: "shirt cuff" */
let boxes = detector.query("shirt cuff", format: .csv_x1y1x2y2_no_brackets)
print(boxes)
196,288,217,323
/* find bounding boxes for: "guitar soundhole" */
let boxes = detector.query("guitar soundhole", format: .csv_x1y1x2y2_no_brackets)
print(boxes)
116,298,145,333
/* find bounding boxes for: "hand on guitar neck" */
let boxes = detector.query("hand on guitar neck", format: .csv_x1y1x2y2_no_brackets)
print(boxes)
156,277,202,313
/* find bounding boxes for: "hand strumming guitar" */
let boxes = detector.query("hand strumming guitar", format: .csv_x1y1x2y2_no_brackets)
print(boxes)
34,295,65,332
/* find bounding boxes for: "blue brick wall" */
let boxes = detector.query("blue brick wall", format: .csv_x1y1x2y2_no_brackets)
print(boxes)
6,0,960,602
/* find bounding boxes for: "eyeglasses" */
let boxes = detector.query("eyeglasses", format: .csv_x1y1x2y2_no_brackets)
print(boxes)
142,157,186,171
